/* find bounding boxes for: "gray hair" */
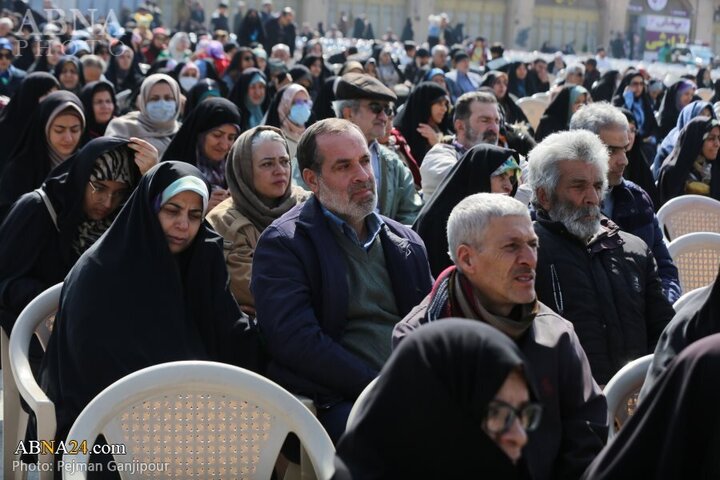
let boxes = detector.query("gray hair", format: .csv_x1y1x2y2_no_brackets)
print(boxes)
447,193,530,265
566,63,585,76
431,44,449,56
81,54,107,72
570,102,629,134
526,130,609,206
332,99,359,119
251,128,287,149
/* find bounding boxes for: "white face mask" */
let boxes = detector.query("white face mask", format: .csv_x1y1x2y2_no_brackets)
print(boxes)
179,76,198,91
146,99,177,123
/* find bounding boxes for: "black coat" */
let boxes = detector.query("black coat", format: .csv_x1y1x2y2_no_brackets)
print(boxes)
78,81,117,146
590,70,619,103
611,72,658,142
534,215,674,385
535,85,575,142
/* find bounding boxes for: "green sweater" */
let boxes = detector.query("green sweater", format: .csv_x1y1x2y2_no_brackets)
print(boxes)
331,228,401,371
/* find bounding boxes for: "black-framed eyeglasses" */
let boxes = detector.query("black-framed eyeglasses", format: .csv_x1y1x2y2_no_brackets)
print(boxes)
365,102,394,116
88,180,130,204
484,399,543,435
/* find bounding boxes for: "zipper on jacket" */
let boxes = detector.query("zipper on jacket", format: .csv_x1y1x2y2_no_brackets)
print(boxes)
550,264,564,315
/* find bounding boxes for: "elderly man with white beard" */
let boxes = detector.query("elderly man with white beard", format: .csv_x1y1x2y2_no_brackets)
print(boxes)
251,118,433,444
528,130,674,386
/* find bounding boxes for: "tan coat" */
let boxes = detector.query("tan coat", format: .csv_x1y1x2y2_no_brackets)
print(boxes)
206,197,262,307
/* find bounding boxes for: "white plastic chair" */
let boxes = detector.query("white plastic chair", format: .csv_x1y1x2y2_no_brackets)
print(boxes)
62,361,336,480
657,194,720,241
667,232,720,293
696,88,714,102
345,377,379,430
603,354,653,441
5,282,61,480
673,284,713,311
530,91,550,104
516,97,547,131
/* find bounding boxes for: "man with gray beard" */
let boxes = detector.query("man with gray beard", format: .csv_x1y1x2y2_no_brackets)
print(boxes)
420,91,500,201
251,118,433,443
527,130,674,385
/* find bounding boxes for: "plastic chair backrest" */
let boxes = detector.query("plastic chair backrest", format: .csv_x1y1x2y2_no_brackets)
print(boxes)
603,354,653,441
667,232,720,292
61,360,336,480
516,97,547,131
673,284,712,311
345,377,379,430
6,282,62,480
531,91,550,103
657,195,720,241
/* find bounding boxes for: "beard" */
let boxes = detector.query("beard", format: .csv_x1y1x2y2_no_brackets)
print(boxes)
465,122,498,146
317,175,377,223
547,197,602,242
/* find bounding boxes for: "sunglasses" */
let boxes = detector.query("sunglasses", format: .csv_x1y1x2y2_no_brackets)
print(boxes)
365,102,394,116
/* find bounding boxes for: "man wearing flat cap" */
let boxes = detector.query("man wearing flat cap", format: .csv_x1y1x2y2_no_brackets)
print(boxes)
301,72,423,225
252,118,433,444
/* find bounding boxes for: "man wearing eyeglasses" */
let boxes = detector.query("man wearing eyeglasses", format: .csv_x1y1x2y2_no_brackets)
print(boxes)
394,193,607,480
570,102,681,304
0,38,24,98
324,72,423,225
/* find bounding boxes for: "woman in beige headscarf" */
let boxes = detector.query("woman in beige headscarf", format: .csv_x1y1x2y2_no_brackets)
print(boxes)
264,83,311,158
206,126,308,315
105,73,181,157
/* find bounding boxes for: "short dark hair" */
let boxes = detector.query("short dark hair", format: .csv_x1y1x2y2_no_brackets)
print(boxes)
296,118,365,173
454,91,497,123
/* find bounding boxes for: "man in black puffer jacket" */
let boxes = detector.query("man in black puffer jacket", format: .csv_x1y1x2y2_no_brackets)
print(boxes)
527,130,675,385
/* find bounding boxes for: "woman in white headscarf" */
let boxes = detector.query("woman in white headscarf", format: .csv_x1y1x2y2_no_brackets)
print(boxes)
105,73,182,157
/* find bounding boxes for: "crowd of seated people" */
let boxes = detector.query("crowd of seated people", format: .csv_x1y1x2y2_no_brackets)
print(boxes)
0,3,719,478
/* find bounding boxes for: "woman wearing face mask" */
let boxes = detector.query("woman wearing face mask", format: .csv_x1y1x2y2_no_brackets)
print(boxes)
106,73,182,157
79,80,117,146
534,84,588,142
38,161,252,467
333,319,541,479
207,126,308,314
162,97,242,212
176,61,201,94
0,91,85,219
53,56,85,96
0,137,156,337
264,83,312,158
0,72,59,176
228,67,270,131
658,116,720,206
413,144,521,276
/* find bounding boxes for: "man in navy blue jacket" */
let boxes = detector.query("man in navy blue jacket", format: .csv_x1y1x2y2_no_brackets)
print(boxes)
251,118,433,442
570,102,681,303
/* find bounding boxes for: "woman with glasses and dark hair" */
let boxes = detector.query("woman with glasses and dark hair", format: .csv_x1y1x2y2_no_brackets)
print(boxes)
162,97,242,213
222,47,257,92
658,116,720,206
333,319,542,479
0,136,157,338
264,83,312,158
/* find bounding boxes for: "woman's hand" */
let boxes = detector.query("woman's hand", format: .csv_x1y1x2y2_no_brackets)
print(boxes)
128,137,159,174
417,123,441,146
208,188,230,213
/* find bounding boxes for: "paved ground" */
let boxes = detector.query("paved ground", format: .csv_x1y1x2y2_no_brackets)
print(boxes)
1,375,40,480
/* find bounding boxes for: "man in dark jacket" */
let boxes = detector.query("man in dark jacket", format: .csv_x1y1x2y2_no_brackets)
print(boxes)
252,118,433,443
264,7,296,56
0,38,25,97
570,102,681,303
393,193,607,480
527,129,675,386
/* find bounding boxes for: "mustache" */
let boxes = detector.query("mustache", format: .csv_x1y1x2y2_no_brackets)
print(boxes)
349,180,375,195
571,205,601,221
